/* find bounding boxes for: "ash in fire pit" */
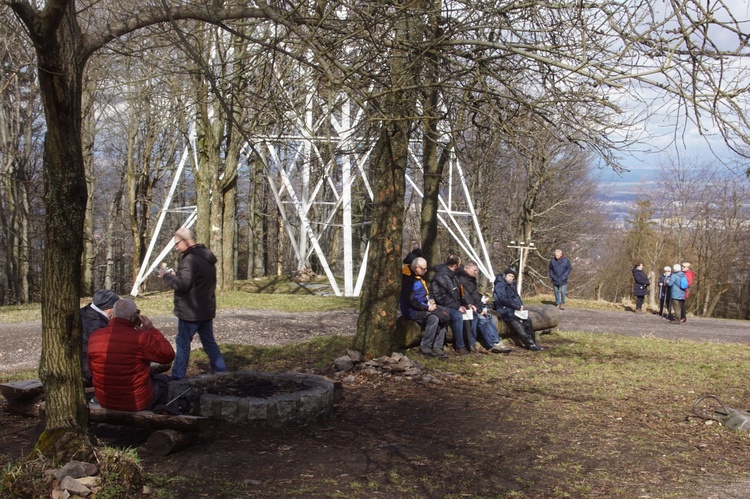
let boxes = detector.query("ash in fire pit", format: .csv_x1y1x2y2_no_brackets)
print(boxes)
196,374,303,398
168,370,335,426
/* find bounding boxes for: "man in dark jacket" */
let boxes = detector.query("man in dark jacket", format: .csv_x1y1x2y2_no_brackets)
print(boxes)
493,268,543,351
456,261,512,354
80,289,119,384
399,257,448,358
159,227,227,380
431,254,471,355
549,249,572,310
88,299,175,411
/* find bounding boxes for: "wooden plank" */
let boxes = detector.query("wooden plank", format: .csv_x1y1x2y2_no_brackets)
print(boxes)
88,403,209,432
0,379,44,401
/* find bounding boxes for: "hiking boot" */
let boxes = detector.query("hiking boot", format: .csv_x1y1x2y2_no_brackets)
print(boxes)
432,347,449,359
526,344,544,351
559,304,565,310
491,342,513,354
455,347,471,356
419,346,437,357
469,345,486,355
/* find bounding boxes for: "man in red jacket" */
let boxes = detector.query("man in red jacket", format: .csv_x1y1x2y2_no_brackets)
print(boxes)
88,299,175,412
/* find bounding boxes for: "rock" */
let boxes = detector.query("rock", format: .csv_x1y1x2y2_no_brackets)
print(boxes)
333,356,354,372
60,476,91,497
55,461,98,481
51,489,70,499
76,476,101,488
346,349,364,363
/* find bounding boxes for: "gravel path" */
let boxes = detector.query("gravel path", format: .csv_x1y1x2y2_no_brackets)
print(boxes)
0,306,746,373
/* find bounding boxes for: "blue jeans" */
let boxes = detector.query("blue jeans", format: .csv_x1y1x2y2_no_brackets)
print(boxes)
447,308,466,348
554,284,567,305
171,319,227,380
474,313,500,346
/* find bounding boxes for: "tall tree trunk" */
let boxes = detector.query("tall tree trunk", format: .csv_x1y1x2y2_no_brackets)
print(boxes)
13,0,93,457
221,178,237,289
353,2,417,355
80,88,96,296
248,159,266,278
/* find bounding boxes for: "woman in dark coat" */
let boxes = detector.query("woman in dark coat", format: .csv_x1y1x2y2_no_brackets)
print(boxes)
632,263,650,313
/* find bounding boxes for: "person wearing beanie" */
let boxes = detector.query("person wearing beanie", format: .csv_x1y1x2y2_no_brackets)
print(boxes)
493,268,543,351
80,289,119,384
657,266,672,318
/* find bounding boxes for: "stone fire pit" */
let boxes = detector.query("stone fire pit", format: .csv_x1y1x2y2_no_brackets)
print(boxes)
168,370,335,426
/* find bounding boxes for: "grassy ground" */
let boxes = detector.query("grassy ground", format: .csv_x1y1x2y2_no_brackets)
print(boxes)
2,282,748,497
133,330,750,498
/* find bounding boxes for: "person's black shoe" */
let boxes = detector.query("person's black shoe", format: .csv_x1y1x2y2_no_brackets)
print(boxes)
419,347,437,357
432,348,449,359
526,344,544,351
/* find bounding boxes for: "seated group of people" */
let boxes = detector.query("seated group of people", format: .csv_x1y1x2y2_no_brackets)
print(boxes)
81,290,175,412
399,249,543,358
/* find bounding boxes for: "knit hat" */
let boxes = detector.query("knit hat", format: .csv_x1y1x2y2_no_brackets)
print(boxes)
93,290,119,310
503,268,518,277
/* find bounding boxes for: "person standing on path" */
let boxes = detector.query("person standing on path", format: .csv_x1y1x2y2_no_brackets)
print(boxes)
658,266,672,318
158,227,228,380
632,263,650,313
682,262,695,300
549,249,572,309
667,263,688,324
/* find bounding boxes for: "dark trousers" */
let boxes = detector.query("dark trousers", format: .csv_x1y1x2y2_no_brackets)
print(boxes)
148,374,170,410
670,299,686,321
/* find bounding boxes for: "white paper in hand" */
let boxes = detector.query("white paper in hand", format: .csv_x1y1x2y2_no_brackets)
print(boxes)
462,309,474,320
514,309,528,320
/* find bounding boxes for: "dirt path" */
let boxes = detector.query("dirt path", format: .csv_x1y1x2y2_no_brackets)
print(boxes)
1,306,746,373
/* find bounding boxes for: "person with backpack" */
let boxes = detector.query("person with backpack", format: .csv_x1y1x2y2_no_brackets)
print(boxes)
667,263,689,324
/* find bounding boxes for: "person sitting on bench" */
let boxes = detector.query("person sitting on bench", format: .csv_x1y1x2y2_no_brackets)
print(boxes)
399,256,449,358
88,299,175,411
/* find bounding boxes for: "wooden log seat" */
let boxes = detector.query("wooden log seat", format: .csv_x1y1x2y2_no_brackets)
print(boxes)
393,304,560,349
87,402,209,432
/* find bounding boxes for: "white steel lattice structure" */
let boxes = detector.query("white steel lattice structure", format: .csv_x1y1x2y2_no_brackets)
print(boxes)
132,99,495,297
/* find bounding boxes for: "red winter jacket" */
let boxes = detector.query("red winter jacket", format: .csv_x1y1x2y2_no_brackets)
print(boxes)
87,318,175,411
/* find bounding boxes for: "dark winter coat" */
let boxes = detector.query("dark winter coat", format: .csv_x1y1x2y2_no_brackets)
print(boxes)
162,244,217,322
87,318,175,411
493,274,524,323
399,265,431,321
455,268,483,309
632,267,650,297
658,273,672,302
549,256,572,286
431,264,465,310
80,304,110,381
